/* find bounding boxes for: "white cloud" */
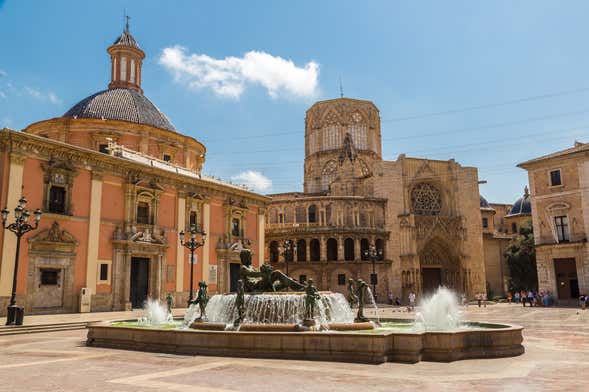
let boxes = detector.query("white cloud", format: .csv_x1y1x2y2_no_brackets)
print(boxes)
24,86,62,104
159,45,319,99
231,170,272,192
0,70,7,77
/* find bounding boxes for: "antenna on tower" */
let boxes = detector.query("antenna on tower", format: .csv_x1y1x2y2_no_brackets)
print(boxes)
339,76,344,98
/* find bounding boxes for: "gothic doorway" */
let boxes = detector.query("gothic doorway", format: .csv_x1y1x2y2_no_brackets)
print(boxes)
422,268,442,294
130,257,150,308
419,238,460,294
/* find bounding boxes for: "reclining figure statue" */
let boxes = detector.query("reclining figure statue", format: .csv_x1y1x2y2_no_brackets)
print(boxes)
239,249,305,292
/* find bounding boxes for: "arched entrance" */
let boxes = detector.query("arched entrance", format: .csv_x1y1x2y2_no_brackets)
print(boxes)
419,238,460,295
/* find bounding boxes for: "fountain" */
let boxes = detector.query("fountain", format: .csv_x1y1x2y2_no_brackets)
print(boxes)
414,287,462,331
87,251,524,363
138,299,174,326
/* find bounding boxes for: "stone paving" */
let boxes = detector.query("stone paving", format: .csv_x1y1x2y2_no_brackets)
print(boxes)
0,303,588,391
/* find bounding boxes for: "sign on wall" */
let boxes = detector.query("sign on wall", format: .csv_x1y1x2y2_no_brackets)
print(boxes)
189,254,198,265
208,265,217,284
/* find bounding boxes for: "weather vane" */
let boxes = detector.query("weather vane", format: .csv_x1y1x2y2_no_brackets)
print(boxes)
339,76,344,98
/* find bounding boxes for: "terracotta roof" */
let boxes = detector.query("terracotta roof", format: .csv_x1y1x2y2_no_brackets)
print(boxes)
112,30,141,50
63,88,175,131
518,141,589,167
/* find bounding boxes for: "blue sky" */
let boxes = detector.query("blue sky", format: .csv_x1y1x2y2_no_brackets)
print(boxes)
2,1,589,203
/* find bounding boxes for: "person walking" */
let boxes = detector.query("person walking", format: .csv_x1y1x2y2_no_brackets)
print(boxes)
408,291,416,311
527,290,534,307
476,292,482,308
514,291,520,304
506,292,512,304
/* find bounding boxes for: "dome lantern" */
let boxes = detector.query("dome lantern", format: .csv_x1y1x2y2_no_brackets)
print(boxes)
107,17,145,94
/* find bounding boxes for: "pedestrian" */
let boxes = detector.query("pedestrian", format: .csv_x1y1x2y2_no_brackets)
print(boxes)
514,291,520,304
527,290,534,307
395,296,401,306
408,291,416,311
388,291,394,306
476,292,482,308
506,292,512,304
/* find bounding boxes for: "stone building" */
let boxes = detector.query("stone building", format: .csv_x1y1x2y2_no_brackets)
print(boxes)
518,141,589,302
0,27,268,316
266,97,488,300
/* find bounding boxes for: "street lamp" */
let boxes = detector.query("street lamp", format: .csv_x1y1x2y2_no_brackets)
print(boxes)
179,224,206,306
363,243,383,303
2,197,42,325
280,239,294,276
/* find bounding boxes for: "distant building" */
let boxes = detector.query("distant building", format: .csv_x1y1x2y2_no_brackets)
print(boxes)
0,27,268,316
265,98,488,300
519,141,589,302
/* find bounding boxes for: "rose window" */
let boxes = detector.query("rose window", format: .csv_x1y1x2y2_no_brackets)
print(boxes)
411,183,442,215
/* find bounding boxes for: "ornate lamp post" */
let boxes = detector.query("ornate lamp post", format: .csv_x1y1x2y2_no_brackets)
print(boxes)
179,225,206,306
280,239,294,276
363,243,383,303
2,197,42,325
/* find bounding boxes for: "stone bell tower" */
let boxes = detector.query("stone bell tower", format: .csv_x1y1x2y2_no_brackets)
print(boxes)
303,98,382,195
107,18,145,94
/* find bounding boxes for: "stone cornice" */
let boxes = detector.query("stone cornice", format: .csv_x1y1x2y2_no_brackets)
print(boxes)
0,128,270,206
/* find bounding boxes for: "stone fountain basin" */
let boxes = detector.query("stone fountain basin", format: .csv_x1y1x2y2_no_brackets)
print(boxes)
86,319,524,364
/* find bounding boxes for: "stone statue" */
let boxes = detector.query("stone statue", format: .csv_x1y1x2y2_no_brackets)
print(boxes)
355,279,369,322
304,279,321,323
234,279,246,327
347,278,358,307
192,281,209,321
239,248,305,292
165,292,173,315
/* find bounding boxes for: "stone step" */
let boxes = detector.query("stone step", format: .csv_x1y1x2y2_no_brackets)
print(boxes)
0,322,88,336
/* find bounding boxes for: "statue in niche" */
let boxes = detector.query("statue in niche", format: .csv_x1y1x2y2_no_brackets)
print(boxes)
239,249,305,292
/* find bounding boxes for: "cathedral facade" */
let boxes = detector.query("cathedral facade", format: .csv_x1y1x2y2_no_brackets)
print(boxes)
0,27,268,316
265,98,490,301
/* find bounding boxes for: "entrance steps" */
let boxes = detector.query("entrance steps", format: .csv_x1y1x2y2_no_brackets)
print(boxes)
0,322,88,336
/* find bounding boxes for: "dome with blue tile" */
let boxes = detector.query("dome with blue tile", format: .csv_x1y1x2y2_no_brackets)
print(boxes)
480,195,495,211
507,186,532,216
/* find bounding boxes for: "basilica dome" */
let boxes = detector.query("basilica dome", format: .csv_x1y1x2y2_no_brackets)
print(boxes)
479,195,495,211
507,186,532,216
63,88,175,132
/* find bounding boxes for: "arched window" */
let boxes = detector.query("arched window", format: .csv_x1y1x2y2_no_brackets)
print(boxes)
308,205,317,223
297,239,306,262
344,238,354,261
310,239,320,261
269,241,279,263
511,223,517,234
360,238,370,260
327,238,338,261
130,59,136,83
321,160,338,191
375,238,384,260
120,56,127,81
411,183,442,215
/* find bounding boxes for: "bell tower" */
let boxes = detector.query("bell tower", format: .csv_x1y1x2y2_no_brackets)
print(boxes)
107,17,145,93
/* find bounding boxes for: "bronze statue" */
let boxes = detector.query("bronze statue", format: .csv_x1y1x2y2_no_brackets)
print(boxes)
165,292,173,315
239,248,305,292
355,279,369,322
347,278,358,307
191,281,209,321
304,279,321,322
234,279,246,327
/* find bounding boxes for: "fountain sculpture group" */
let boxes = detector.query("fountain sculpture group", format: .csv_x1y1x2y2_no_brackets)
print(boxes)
86,248,525,364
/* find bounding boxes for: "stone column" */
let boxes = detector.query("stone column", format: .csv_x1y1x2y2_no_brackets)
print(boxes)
338,236,344,261
84,171,103,301
0,154,25,298
258,208,265,265
354,238,361,261
123,251,132,311
320,237,327,261
202,202,211,284
306,240,311,262
176,193,186,293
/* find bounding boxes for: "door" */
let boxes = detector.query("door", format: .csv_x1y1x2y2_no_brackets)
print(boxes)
130,257,150,308
34,268,64,310
421,268,442,295
554,258,578,300
229,263,241,292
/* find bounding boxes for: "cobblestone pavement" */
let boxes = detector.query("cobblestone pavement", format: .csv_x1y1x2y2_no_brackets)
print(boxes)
0,303,588,392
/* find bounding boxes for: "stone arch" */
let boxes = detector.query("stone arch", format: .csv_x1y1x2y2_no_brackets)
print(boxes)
308,204,317,223
296,239,306,262
309,239,320,262
269,241,279,263
375,238,385,260
344,238,355,261
327,238,338,261
360,238,370,260
419,237,461,294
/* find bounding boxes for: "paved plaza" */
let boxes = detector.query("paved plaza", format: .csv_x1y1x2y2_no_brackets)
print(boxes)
0,303,588,391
